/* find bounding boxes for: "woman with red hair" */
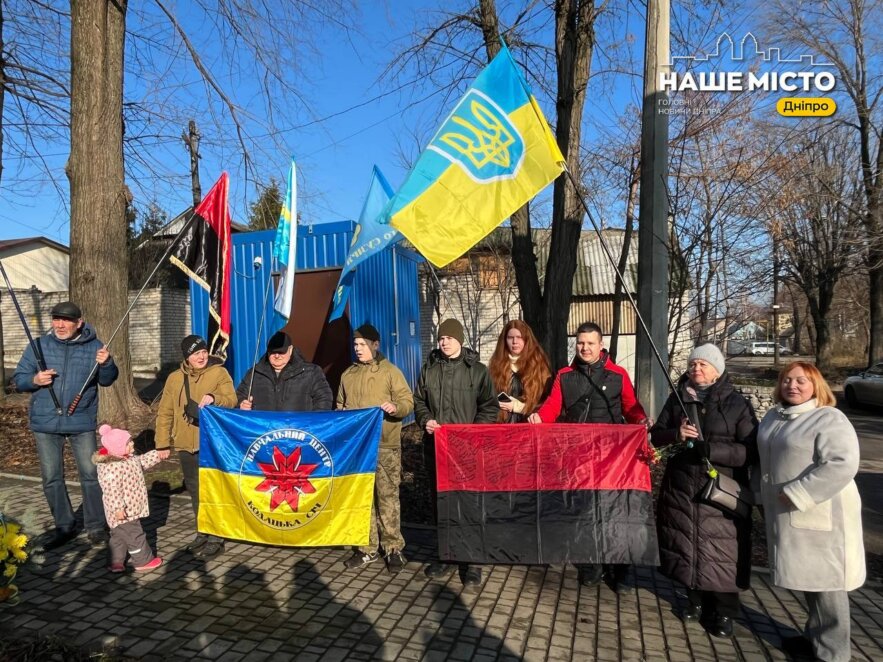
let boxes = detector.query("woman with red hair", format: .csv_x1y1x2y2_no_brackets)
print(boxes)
758,361,865,661
488,320,552,423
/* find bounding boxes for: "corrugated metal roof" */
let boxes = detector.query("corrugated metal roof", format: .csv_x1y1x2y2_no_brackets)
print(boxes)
533,228,638,296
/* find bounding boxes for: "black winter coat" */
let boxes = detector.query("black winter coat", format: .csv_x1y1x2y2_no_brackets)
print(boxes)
235,349,333,412
413,348,498,429
651,373,758,592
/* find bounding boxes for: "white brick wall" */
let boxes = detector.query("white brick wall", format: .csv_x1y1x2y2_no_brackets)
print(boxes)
1,288,190,378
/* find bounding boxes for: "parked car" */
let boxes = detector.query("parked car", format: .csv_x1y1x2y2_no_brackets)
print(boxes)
844,363,883,409
748,341,794,356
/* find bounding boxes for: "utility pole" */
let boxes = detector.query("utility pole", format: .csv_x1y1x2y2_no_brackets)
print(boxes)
772,227,780,367
636,0,670,417
182,120,202,207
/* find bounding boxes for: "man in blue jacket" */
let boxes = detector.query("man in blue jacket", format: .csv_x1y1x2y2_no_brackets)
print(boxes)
13,301,119,550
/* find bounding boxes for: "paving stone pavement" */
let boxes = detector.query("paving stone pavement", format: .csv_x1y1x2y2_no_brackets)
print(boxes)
1,475,882,661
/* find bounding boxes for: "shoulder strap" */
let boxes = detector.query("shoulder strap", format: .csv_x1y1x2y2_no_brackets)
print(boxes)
184,374,193,402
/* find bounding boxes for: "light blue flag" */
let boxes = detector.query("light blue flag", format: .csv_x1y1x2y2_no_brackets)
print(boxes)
328,166,398,321
273,160,297,330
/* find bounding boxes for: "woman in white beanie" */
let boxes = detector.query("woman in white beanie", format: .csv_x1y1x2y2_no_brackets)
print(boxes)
650,343,758,639
757,361,864,661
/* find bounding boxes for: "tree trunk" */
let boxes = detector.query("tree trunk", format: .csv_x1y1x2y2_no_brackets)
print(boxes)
610,160,639,360
544,0,595,369
475,0,546,340
183,119,202,207
869,244,883,364
0,1,5,188
68,0,141,427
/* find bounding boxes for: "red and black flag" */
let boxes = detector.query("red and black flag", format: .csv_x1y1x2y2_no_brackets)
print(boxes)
434,423,659,565
170,173,232,358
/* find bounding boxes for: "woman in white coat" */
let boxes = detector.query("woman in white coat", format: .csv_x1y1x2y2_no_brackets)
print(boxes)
757,361,865,662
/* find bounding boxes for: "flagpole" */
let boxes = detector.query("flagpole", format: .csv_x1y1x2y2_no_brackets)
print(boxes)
67,211,199,416
247,266,275,402
563,167,688,420
0,261,64,414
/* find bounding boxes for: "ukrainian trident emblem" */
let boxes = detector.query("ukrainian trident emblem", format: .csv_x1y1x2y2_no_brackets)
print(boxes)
428,90,525,183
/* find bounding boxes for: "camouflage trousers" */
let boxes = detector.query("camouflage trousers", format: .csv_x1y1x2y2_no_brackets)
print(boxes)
359,447,405,554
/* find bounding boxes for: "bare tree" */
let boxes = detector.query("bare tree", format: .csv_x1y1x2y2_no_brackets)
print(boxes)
766,0,883,364
386,0,604,368
59,0,355,425
758,126,864,371
68,0,135,424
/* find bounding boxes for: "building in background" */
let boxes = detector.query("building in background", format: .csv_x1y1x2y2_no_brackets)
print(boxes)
0,237,70,291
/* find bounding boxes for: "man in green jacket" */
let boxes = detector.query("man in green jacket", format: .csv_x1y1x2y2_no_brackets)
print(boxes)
414,318,498,587
337,324,414,573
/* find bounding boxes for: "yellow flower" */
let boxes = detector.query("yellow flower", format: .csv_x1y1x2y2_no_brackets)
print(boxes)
3,563,16,578
11,547,27,562
0,548,8,563
3,522,20,536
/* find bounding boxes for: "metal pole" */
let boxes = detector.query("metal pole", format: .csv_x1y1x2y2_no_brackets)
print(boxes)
564,168,689,420
0,261,64,413
635,0,671,418
67,210,198,415
247,265,275,401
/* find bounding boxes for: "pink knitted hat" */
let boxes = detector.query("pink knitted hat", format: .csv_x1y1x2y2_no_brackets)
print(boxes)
99,424,131,457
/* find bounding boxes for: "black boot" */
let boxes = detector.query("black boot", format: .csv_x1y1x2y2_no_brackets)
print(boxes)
37,528,78,551
706,614,734,639
459,565,482,587
681,604,703,622
577,564,603,587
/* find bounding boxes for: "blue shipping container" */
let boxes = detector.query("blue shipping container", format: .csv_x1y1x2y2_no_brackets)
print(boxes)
190,222,423,394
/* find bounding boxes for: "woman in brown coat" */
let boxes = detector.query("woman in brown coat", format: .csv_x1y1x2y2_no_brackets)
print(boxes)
155,335,237,559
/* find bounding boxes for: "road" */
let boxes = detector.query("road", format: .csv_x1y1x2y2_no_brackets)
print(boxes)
845,399,883,558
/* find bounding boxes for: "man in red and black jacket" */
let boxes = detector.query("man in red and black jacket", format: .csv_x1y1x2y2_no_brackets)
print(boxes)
529,321,649,592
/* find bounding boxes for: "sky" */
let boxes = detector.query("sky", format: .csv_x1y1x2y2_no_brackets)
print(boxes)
0,1,853,247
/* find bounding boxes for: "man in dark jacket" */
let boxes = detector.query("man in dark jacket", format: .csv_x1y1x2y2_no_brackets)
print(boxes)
414,318,498,587
236,331,333,411
530,321,649,592
12,301,119,550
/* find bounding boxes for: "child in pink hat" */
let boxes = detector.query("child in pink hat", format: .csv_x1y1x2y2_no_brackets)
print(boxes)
94,424,164,572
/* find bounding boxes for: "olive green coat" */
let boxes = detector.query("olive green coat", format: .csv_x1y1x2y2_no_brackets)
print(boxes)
336,352,414,449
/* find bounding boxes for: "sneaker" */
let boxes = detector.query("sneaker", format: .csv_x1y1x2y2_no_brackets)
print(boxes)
195,541,224,560
344,550,381,569
424,561,456,578
37,528,78,551
87,529,109,547
186,534,209,553
459,565,482,587
385,550,407,573
134,557,164,572
108,563,125,573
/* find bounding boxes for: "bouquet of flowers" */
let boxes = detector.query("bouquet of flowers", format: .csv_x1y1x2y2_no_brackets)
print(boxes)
0,513,31,606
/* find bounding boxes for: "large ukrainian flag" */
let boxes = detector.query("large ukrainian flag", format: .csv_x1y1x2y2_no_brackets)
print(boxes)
387,45,565,267
198,406,382,546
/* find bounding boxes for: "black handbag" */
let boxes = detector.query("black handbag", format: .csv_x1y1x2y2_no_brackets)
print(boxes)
183,376,200,427
698,470,752,520
685,392,752,520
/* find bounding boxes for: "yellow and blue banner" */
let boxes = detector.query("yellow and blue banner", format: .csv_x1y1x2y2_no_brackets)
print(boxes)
272,159,297,331
386,45,565,267
329,166,398,321
198,406,383,546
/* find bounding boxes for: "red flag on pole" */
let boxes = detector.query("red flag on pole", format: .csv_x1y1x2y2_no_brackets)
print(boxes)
170,173,232,358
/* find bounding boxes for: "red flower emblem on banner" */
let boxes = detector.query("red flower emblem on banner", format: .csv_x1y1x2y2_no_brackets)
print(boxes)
255,446,319,512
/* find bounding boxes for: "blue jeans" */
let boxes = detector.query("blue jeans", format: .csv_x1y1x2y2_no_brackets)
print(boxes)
33,431,105,533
